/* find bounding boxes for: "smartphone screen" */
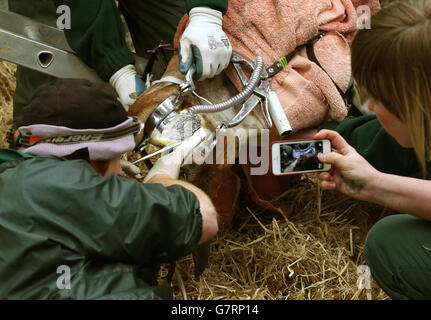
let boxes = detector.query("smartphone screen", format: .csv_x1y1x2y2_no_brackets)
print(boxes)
272,140,331,175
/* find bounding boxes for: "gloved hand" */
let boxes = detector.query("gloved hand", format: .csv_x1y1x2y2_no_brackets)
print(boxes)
109,64,147,111
120,160,142,180
179,7,232,81
144,127,209,182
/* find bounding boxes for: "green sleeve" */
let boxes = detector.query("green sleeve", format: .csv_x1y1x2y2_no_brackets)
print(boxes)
0,148,33,165
186,0,228,14
55,0,227,80
55,0,135,81
10,157,203,265
320,115,423,177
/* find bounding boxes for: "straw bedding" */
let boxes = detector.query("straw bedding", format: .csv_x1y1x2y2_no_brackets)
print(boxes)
0,61,14,149
168,174,393,300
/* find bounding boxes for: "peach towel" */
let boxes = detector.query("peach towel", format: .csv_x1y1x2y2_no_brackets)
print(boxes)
174,0,380,135
174,0,381,216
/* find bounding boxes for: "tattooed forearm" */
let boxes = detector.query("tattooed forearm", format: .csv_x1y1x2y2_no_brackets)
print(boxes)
341,175,364,196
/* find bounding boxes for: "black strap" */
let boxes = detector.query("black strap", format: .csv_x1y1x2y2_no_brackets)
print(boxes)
143,43,174,79
63,148,91,162
192,241,211,278
140,148,154,170
266,30,353,109
166,262,176,284
266,31,325,78
306,35,352,108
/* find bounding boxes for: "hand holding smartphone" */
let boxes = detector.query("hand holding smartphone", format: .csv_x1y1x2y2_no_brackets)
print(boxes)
271,140,331,175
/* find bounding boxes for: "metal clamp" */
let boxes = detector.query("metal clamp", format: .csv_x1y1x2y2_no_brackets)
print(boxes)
179,64,196,95
220,52,272,129
134,52,293,166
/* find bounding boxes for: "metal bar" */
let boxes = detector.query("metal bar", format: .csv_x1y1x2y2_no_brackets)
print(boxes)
0,8,71,50
132,141,182,165
0,9,103,82
0,28,104,82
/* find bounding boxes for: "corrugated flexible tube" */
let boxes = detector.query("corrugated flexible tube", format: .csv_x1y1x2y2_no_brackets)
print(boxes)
188,56,265,115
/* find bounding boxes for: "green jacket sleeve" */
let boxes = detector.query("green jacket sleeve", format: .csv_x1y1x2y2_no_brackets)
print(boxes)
6,157,203,265
320,115,425,178
55,0,135,81
0,148,33,165
186,0,229,14
55,0,228,80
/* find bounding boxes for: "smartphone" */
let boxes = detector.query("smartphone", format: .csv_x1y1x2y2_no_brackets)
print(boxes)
271,140,331,175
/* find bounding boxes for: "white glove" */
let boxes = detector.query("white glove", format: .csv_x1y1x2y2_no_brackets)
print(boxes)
144,127,209,182
120,160,142,180
109,64,147,111
179,7,232,81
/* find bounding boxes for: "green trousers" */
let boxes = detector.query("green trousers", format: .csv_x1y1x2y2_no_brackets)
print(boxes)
364,214,431,300
9,0,185,124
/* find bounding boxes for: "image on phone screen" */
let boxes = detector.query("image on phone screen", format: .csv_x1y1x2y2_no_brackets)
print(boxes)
280,141,324,173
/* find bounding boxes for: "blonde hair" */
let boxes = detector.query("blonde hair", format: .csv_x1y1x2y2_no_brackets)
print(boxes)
352,0,431,175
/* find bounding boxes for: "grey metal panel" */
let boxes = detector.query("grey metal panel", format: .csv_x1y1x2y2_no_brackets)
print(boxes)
0,9,72,52
0,8,151,84
0,8,103,82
